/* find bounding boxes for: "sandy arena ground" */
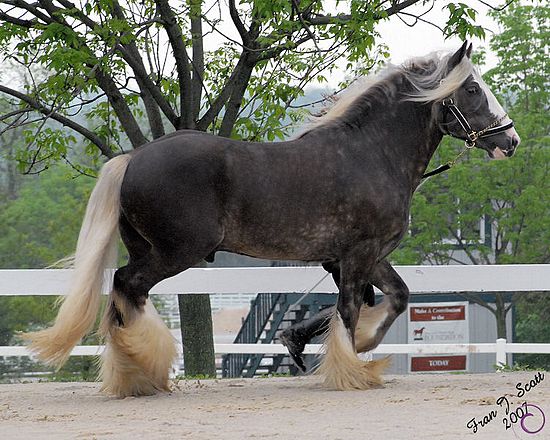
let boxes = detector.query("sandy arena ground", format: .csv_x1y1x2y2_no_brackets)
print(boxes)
1,372,548,440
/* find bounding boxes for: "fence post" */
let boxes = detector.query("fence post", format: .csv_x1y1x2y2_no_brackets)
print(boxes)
496,338,507,368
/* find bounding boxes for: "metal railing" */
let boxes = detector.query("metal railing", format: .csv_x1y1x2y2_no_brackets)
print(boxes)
222,292,282,377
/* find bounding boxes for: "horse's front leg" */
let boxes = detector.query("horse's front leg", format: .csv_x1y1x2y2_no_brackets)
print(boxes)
318,253,390,390
280,261,375,372
354,260,409,353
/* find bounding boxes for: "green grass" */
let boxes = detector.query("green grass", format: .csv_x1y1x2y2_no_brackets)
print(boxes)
174,373,217,381
495,363,547,372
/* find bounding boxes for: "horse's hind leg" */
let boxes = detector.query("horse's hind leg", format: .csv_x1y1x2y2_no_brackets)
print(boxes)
99,252,176,397
102,214,151,329
100,221,219,397
100,249,200,397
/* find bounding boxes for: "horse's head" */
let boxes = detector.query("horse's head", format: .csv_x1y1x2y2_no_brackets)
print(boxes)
439,42,520,159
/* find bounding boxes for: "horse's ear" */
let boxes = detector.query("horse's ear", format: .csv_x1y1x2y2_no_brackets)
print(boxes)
466,43,473,58
448,41,469,70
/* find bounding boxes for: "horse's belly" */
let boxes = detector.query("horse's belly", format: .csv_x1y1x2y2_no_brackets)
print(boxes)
219,194,411,262
219,218,354,261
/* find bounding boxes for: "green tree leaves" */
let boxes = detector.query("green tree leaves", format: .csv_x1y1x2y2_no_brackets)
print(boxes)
0,0,497,174
444,3,485,39
0,165,95,374
0,166,93,268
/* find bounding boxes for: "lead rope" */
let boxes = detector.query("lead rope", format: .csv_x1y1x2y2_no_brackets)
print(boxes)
287,271,331,312
278,271,332,333
421,141,475,180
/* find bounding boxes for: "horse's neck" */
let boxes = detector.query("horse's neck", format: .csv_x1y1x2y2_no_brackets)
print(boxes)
357,99,443,188
299,97,443,189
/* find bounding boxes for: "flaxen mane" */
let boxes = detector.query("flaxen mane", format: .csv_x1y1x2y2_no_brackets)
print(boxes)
298,52,475,137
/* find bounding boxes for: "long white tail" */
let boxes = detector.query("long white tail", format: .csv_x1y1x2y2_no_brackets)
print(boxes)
24,154,132,368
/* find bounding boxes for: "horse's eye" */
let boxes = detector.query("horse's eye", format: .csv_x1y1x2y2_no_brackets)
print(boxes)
466,85,479,94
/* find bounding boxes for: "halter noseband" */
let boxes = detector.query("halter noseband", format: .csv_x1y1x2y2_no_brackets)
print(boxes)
441,97,515,148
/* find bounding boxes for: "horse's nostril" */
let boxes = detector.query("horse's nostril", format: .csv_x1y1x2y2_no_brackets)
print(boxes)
512,135,521,148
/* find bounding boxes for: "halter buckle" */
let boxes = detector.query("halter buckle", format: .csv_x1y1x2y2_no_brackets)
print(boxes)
442,97,455,107
465,131,478,148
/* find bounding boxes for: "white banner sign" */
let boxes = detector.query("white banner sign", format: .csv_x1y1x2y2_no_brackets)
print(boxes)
408,301,469,372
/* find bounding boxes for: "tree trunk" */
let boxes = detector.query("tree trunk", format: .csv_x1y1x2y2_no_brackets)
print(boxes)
495,293,508,340
178,293,216,377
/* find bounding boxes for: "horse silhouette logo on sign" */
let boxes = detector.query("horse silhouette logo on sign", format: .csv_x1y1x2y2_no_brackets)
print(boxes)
413,327,426,340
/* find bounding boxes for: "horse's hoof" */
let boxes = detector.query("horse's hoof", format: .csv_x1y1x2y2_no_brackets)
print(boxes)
280,331,307,372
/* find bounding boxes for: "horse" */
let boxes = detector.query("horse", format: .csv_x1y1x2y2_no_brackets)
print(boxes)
414,327,426,337
24,41,520,397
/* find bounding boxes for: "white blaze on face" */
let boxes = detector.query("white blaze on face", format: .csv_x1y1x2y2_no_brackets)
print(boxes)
473,70,519,140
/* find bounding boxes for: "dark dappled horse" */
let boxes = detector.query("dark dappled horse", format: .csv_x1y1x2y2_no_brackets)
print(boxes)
25,42,519,397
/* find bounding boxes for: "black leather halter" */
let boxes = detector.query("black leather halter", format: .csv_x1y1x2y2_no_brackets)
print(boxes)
441,97,515,148
422,98,515,179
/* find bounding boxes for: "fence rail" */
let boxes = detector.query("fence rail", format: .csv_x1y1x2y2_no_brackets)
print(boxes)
1,265,550,368
2,341,550,367
2,264,550,296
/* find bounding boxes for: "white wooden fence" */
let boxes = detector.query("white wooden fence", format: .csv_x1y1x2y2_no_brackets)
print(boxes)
1,265,550,366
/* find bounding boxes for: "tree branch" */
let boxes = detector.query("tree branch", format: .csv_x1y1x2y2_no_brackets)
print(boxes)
189,0,204,121
0,107,32,123
308,0,423,25
459,292,496,314
0,10,36,27
385,0,425,17
505,302,513,314
31,0,149,148
93,69,149,148
55,0,173,136
395,1,445,33
431,250,468,265
476,0,515,12
196,54,248,132
291,0,321,53
228,0,250,46
218,54,257,137
6,0,53,24
0,84,114,158
447,226,480,265
257,35,312,62
109,0,166,138
156,0,193,129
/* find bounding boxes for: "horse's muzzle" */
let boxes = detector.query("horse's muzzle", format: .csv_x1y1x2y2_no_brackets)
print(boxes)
491,146,516,160
490,133,520,160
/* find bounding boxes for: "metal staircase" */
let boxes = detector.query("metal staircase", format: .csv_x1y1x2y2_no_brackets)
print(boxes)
221,292,336,378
